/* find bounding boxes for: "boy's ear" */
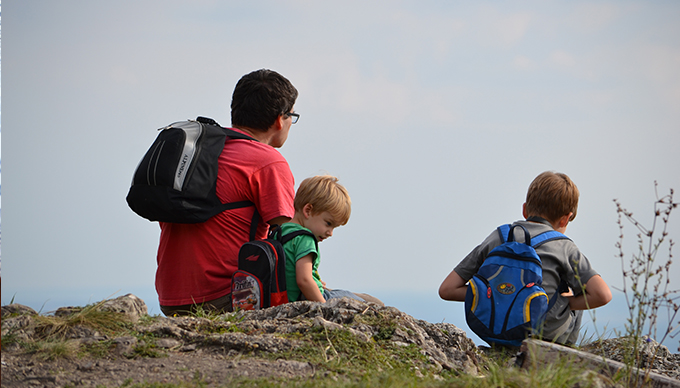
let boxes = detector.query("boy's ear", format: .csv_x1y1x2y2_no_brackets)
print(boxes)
302,203,314,218
522,203,528,219
557,212,573,229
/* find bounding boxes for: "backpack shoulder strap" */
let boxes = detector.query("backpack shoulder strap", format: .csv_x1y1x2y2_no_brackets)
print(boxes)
496,224,511,243
194,116,257,237
532,229,571,324
497,223,531,244
212,201,257,241
280,229,316,245
222,127,256,141
196,116,220,126
531,230,571,248
195,116,256,141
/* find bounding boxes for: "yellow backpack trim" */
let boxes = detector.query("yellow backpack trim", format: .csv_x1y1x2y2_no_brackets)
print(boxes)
524,291,548,322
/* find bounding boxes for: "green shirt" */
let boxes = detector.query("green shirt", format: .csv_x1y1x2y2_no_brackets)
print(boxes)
281,223,323,302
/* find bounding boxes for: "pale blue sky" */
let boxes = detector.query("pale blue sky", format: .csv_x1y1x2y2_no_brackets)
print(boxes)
3,1,679,349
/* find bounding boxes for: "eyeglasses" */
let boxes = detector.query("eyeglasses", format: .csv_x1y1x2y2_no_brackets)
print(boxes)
285,111,300,124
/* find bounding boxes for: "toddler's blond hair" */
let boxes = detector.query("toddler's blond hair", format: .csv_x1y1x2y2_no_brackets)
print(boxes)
294,175,351,225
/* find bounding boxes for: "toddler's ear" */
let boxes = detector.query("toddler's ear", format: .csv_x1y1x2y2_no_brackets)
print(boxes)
303,203,314,218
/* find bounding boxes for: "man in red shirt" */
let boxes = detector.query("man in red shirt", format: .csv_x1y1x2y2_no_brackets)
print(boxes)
156,69,299,316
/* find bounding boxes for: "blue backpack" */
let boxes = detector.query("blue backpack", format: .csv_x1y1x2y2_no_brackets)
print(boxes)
464,223,569,347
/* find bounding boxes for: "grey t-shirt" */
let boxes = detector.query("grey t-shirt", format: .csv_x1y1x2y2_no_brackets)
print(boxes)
454,218,599,343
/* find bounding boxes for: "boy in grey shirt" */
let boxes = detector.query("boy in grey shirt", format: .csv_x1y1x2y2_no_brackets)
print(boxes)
439,171,612,344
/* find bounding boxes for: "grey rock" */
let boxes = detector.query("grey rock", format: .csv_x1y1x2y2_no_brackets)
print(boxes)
203,331,298,353
582,336,680,381
100,293,148,322
1,315,35,337
113,336,138,357
155,338,181,349
227,297,481,374
1,304,38,318
54,306,84,318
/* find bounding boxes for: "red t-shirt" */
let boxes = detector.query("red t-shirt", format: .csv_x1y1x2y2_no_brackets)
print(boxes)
155,130,295,306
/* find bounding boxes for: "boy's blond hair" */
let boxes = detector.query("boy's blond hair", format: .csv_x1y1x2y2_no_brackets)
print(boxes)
294,175,351,225
525,171,579,223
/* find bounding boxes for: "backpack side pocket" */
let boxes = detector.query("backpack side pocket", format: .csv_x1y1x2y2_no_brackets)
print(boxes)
465,275,494,339
231,270,263,311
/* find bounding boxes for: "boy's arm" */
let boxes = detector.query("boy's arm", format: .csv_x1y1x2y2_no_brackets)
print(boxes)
438,270,468,301
566,275,612,310
296,255,326,302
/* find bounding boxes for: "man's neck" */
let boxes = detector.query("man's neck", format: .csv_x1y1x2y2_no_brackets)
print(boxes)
232,126,269,144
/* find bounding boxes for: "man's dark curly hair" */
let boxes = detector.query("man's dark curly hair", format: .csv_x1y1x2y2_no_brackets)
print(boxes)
231,69,298,131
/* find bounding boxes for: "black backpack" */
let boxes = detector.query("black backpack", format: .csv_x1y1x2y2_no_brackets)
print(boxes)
231,226,316,310
126,117,259,229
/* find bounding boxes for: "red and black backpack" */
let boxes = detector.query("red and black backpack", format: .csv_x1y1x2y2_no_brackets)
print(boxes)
231,226,315,310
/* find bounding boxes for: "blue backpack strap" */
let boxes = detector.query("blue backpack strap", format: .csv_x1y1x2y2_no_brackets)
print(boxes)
497,224,570,247
496,224,512,242
530,230,571,248
532,230,571,327
497,223,532,245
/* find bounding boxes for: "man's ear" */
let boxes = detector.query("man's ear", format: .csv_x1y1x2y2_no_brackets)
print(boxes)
273,114,284,131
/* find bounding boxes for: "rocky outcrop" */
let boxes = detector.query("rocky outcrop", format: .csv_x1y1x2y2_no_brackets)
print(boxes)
136,296,480,373
1,294,480,387
3,294,680,387
582,336,680,379
518,337,680,388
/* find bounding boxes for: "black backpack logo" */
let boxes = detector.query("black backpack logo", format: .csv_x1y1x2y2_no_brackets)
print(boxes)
126,117,256,224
